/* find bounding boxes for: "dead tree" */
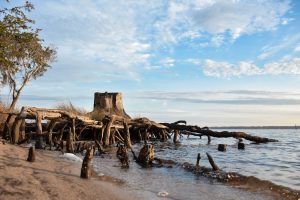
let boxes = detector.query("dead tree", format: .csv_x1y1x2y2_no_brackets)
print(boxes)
161,123,278,143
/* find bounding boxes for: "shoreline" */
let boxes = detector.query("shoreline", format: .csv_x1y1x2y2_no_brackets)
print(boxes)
1,141,299,200
0,142,137,200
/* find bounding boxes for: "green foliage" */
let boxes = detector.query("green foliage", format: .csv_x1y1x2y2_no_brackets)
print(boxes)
0,1,56,110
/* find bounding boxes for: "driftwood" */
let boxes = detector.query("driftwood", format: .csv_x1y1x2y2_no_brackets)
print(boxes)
206,153,220,171
161,123,278,143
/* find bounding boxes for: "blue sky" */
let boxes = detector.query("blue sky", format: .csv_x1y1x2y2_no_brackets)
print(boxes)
1,0,300,126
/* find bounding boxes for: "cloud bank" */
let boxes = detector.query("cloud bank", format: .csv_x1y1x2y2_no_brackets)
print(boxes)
203,57,300,78
29,0,292,81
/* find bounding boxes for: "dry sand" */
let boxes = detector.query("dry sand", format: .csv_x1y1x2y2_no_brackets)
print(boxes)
0,141,136,200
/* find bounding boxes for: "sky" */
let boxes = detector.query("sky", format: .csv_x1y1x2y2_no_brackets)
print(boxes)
1,0,300,126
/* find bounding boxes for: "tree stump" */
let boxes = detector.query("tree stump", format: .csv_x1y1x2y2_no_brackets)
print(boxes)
90,92,130,120
218,144,227,152
196,153,201,167
116,145,129,168
137,144,154,166
173,130,179,143
238,142,245,150
27,147,36,162
80,148,93,179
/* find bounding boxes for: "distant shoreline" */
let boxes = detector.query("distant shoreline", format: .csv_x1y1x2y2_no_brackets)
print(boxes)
210,126,299,129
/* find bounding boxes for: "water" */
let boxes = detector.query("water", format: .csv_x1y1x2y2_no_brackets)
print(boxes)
153,129,300,191
92,129,300,199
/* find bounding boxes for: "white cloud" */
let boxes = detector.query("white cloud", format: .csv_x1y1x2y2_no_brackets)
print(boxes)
203,60,261,78
28,0,292,83
202,57,300,78
156,0,291,44
258,34,300,60
264,57,300,75
294,45,300,52
158,57,175,68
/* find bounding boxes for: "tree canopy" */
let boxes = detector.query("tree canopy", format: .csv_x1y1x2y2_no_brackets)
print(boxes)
0,1,56,110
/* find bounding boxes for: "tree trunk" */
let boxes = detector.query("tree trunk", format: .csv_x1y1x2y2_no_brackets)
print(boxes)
11,118,22,144
103,116,115,146
123,122,132,148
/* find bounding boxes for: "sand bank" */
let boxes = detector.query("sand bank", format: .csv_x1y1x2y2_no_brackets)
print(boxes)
0,142,136,200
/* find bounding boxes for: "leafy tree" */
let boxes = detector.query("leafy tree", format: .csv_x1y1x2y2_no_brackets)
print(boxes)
0,1,56,111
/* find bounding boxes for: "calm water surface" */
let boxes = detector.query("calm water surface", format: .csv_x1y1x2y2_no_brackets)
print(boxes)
92,128,300,199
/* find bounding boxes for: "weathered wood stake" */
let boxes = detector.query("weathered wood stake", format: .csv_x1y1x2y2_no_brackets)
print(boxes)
206,153,220,171
238,142,245,150
27,146,36,162
196,153,201,167
80,148,93,179
218,144,227,152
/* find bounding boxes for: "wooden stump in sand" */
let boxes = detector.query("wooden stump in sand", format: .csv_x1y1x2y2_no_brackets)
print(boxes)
116,144,129,168
137,144,154,166
27,146,36,162
80,148,93,179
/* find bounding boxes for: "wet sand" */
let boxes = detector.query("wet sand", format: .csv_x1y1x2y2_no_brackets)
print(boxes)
0,141,298,200
0,142,136,200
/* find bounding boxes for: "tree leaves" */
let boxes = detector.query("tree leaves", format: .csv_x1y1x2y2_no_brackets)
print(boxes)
0,1,56,110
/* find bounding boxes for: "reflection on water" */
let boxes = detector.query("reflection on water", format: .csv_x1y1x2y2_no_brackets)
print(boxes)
92,129,299,199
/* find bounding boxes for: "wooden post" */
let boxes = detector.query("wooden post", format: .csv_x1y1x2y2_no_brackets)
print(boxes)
103,116,115,146
123,121,132,148
71,118,76,142
20,119,25,141
207,135,211,144
47,120,57,150
11,118,22,144
206,153,220,171
27,147,36,162
218,144,227,152
36,112,42,135
196,153,201,167
143,128,148,145
66,128,74,153
116,145,129,168
110,129,116,145
58,123,68,143
80,148,93,179
3,113,12,140
238,142,245,149
137,129,142,143
173,130,179,143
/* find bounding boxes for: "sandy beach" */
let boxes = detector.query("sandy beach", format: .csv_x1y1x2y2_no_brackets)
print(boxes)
1,140,299,200
0,141,137,200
